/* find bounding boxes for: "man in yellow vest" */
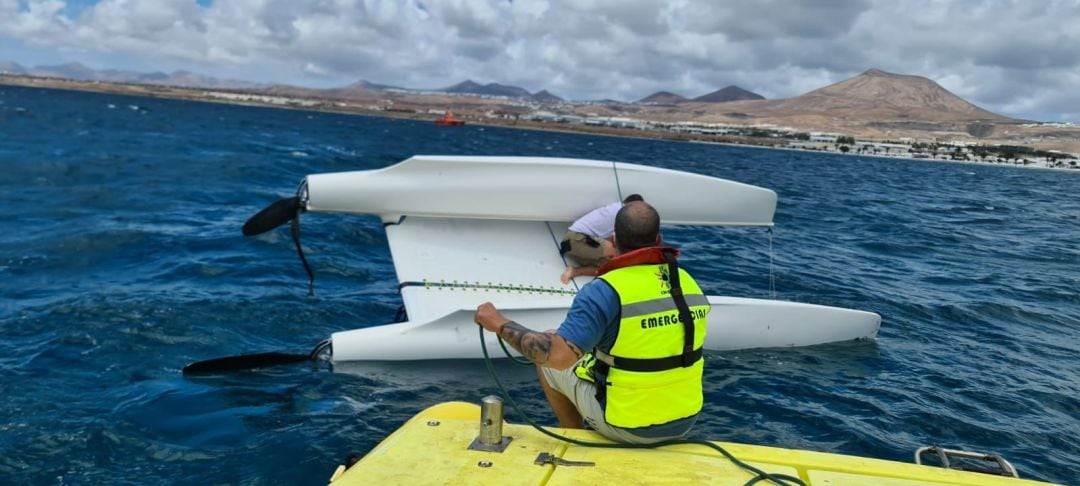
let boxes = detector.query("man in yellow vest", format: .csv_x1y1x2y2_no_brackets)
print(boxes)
475,201,710,444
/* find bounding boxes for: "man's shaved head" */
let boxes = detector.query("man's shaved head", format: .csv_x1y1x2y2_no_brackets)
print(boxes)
614,201,660,253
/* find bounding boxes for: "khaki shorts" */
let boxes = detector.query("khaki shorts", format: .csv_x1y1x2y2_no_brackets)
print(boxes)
541,359,682,444
561,231,609,267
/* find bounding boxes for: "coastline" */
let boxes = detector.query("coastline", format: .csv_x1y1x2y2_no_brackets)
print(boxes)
2,75,1076,173
688,139,1080,173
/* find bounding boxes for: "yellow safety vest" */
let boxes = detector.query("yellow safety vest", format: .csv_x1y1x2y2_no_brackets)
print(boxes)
575,262,709,429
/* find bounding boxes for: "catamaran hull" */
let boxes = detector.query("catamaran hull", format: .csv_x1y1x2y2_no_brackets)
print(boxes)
258,155,883,362
329,295,880,362
304,155,777,226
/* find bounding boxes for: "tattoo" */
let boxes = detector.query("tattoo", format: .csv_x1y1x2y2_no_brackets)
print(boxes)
498,321,552,364
498,321,528,349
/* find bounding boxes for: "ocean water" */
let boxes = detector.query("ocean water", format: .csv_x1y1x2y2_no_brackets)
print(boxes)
1,85,1077,485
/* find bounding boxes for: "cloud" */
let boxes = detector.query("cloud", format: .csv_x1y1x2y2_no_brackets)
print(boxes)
680,0,871,41
0,0,1077,121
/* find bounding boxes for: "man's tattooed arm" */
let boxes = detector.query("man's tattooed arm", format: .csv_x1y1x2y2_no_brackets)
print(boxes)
498,321,583,365
498,321,549,363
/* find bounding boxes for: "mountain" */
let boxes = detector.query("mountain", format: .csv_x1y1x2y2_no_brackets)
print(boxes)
478,82,531,99
27,62,155,84
531,89,564,103
17,62,261,89
442,79,483,93
770,68,1010,121
0,61,26,74
258,83,337,100
29,62,100,80
342,79,405,91
637,91,687,104
310,79,401,102
153,70,242,88
143,70,255,89
442,80,533,99
692,85,764,103
37,63,164,85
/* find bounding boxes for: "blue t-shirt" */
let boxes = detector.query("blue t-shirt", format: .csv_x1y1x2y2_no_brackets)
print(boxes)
556,279,620,353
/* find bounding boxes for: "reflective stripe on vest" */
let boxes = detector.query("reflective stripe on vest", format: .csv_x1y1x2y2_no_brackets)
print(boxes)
575,263,709,429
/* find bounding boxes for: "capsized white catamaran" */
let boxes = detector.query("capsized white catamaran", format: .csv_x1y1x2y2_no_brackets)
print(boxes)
185,155,880,372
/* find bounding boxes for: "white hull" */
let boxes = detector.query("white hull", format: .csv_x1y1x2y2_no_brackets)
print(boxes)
330,296,880,361
305,155,777,226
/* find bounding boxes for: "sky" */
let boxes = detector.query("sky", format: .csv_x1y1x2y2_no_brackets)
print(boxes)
1,0,1078,122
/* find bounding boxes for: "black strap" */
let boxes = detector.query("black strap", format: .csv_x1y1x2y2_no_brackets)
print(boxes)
291,215,314,296
590,355,609,408
662,249,697,367
606,347,703,372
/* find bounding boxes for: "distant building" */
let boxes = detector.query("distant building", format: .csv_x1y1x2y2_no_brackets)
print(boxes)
809,132,842,143
202,91,318,107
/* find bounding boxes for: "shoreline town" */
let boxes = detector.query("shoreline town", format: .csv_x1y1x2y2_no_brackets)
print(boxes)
2,73,1077,172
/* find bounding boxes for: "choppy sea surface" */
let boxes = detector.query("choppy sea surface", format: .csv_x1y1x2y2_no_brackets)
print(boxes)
1,86,1077,485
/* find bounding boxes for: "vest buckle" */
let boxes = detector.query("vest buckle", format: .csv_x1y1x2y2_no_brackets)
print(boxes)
681,346,696,367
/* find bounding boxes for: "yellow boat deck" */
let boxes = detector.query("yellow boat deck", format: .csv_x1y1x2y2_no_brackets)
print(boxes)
330,402,1057,485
